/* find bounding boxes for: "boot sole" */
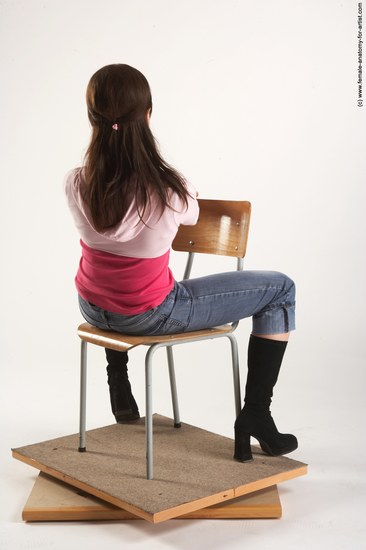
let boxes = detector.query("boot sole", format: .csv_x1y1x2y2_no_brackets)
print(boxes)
258,437,298,456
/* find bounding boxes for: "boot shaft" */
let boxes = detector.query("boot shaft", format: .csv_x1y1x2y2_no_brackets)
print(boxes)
244,335,288,409
104,348,139,420
105,348,129,384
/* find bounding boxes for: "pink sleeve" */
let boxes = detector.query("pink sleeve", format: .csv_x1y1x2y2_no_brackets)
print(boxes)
173,180,199,226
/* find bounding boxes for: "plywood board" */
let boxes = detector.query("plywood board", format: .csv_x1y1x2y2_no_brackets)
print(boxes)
23,473,282,521
13,414,307,523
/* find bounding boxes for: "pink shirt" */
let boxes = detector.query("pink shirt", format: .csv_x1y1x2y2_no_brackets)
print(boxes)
65,167,199,314
76,240,175,314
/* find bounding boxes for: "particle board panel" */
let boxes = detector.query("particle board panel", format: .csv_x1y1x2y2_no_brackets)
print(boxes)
12,414,307,524
22,473,282,521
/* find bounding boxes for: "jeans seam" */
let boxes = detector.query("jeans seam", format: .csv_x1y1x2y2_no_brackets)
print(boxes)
178,283,194,329
194,287,284,301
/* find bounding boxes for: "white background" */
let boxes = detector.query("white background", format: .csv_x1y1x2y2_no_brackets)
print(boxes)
1,0,365,548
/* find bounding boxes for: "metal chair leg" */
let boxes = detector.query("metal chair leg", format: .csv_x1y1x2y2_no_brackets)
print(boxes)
145,345,156,480
227,334,242,417
166,346,181,428
78,340,87,452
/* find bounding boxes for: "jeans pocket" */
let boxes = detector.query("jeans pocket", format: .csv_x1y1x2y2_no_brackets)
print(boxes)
150,283,192,334
107,308,163,334
78,296,109,329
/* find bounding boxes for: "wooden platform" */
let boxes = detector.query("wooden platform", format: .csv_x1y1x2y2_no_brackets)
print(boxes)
23,473,282,521
12,414,307,524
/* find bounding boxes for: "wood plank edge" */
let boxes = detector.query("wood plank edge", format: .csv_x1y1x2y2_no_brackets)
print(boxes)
234,464,308,499
23,503,281,522
151,489,236,523
151,464,306,523
22,507,138,522
183,485,282,519
12,450,153,523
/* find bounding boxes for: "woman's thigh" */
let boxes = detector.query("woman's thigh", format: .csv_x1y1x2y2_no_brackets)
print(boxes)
181,270,296,334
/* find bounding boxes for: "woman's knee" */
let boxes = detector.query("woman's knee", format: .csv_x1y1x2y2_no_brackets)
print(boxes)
270,271,296,304
282,273,296,303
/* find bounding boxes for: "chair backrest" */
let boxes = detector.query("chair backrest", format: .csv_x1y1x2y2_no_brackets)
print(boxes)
172,199,251,259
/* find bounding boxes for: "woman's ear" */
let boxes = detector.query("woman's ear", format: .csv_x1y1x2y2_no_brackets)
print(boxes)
146,108,152,125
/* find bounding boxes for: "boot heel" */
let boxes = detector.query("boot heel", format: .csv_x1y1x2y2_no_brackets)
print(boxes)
234,430,253,462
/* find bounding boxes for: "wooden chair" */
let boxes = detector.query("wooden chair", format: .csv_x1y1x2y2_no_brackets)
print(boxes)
77,199,251,479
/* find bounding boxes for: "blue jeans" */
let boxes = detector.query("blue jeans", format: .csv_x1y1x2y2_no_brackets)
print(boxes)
78,270,295,336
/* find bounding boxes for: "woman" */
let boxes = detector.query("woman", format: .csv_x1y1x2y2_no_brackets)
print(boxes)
65,64,298,462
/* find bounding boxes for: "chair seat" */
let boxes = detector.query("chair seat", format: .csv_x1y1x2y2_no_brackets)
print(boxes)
78,322,234,352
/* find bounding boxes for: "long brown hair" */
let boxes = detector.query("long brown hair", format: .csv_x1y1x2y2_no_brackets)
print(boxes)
84,64,189,231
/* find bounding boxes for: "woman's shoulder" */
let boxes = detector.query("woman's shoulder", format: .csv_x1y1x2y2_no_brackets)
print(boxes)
168,179,199,226
64,166,84,193
64,167,89,208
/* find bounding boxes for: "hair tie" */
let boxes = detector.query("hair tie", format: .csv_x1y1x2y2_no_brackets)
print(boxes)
112,123,119,131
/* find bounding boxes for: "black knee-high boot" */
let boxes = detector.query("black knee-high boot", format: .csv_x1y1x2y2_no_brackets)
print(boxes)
105,348,140,423
234,335,298,462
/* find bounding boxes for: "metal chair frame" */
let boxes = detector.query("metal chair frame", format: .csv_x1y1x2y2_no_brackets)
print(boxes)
77,199,251,479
